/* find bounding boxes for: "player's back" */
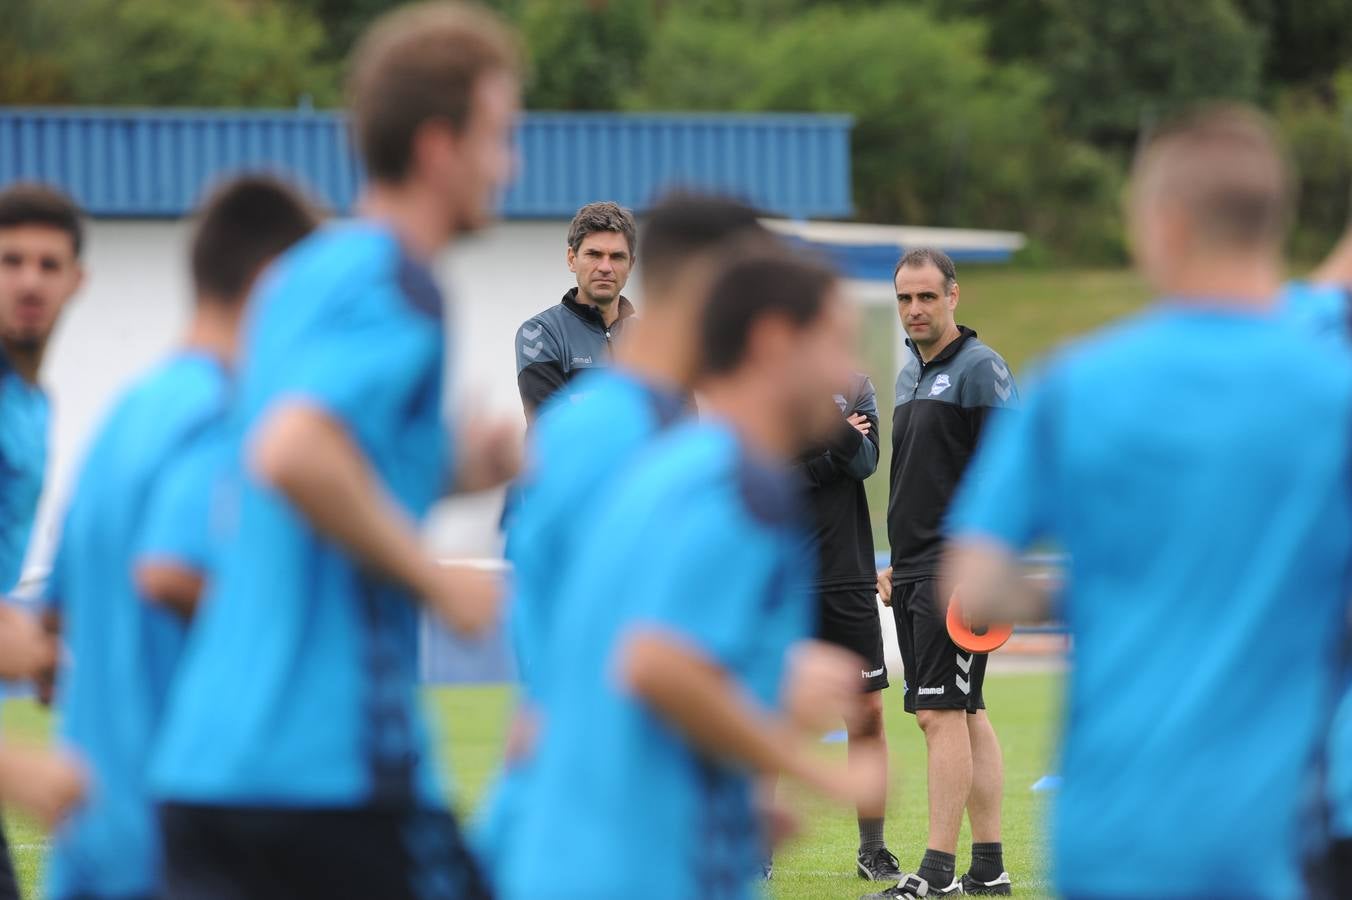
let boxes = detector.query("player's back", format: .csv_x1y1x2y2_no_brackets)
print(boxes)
507,421,813,900
506,368,685,694
983,305,1352,896
151,222,451,810
45,352,228,898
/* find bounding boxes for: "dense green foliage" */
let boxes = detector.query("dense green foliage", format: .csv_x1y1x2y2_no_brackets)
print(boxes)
4,0,1349,260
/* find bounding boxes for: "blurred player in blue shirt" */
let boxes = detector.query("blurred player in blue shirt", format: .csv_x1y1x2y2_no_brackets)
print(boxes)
1285,224,1352,887
476,195,769,887
0,183,86,899
149,7,523,899
942,106,1352,900
40,176,318,900
505,251,881,900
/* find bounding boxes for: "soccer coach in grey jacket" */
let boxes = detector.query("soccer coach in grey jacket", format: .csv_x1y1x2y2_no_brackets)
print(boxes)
514,201,638,419
870,248,1017,900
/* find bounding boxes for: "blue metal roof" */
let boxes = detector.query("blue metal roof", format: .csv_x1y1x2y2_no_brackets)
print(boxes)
0,107,853,219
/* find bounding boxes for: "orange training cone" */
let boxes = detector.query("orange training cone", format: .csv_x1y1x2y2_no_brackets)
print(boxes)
946,591,1014,654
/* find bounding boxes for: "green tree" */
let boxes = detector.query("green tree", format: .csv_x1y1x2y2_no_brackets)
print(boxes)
59,0,336,107
516,0,651,109
1277,75,1352,261
630,4,1126,260
0,1,74,104
1235,0,1352,91
1042,0,1264,145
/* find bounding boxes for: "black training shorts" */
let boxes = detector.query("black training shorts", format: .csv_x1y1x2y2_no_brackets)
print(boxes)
817,588,889,693
891,577,987,714
159,803,491,900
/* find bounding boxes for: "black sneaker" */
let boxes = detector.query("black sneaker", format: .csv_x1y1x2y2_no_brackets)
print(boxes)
861,872,964,899
857,846,903,881
960,871,1011,895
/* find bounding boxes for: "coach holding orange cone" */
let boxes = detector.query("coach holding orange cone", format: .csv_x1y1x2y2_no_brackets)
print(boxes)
870,248,1017,900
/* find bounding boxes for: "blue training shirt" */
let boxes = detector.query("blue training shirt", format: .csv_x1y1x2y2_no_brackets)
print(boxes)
1284,279,1352,841
506,367,685,697
151,222,453,809
948,301,1352,899
43,352,228,899
504,421,814,900
0,349,49,592
475,368,685,886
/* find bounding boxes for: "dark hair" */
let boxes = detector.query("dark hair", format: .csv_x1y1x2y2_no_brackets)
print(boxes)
567,201,637,255
0,182,84,257
701,252,838,376
893,247,957,293
190,175,320,302
347,1,520,182
638,192,766,291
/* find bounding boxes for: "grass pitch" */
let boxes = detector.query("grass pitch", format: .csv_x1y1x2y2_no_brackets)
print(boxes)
3,671,1061,899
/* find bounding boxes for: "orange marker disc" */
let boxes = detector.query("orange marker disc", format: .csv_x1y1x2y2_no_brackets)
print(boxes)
946,592,1014,654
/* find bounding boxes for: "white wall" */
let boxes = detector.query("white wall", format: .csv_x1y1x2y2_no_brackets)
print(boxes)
29,218,603,570
29,220,899,572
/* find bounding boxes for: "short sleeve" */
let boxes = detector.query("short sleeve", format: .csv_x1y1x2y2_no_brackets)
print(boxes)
514,317,563,376
947,370,1058,552
960,354,1019,409
277,287,441,451
136,437,227,572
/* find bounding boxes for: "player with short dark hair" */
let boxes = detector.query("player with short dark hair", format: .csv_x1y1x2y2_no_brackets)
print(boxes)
798,371,898,881
871,247,1016,898
148,5,523,897
0,183,84,593
0,180,87,899
943,104,1352,898
514,200,639,418
39,174,319,900
505,250,881,899
476,192,769,889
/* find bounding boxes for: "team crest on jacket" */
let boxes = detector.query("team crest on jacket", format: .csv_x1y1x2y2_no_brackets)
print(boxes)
929,374,952,397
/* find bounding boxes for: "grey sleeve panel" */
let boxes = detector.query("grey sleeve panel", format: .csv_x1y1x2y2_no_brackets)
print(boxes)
514,316,563,375
958,348,1019,409
840,374,880,480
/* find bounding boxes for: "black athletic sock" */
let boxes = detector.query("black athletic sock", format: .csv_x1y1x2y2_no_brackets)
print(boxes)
968,842,1005,883
917,848,957,888
858,817,885,854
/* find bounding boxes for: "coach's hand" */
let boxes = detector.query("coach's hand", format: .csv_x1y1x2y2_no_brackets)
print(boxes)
0,744,86,830
427,563,502,637
876,567,893,607
455,415,523,494
0,605,57,681
782,640,863,734
847,413,871,436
